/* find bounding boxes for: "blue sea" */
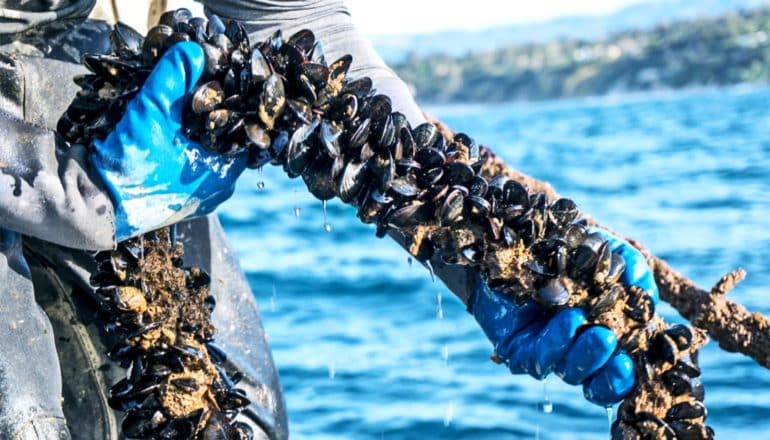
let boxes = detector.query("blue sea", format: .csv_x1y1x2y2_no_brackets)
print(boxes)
218,86,770,439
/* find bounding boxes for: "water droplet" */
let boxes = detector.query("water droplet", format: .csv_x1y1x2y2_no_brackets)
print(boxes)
293,207,301,217
542,395,553,414
270,284,277,312
328,361,336,379
436,292,444,320
443,400,455,427
256,181,265,189
441,344,449,363
138,236,146,292
407,257,413,267
605,406,613,433
542,378,553,414
425,260,435,283
322,200,332,232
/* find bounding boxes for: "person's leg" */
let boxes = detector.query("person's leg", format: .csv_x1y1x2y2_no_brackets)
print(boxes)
0,230,70,439
24,242,121,439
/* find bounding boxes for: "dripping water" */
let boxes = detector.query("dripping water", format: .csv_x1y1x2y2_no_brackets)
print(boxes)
169,224,177,246
322,200,332,232
293,206,301,217
605,406,613,434
255,165,264,189
443,400,455,427
139,235,146,294
436,292,444,320
425,260,435,283
407,256,413,267
542,378,553,414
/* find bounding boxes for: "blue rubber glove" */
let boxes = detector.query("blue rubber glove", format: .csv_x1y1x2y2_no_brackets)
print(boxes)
92,42,247,241
590,228,659,305
471,227,658,407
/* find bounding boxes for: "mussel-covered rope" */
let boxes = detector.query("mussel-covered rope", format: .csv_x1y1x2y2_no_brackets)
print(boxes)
91,228,253,438
453,122,770,371
55,8,760,439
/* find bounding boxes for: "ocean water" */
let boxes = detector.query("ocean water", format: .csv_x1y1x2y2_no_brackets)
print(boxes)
218,86,770,439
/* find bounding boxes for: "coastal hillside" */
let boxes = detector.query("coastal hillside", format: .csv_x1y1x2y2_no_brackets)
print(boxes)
373,0,767,61
393,7,770,102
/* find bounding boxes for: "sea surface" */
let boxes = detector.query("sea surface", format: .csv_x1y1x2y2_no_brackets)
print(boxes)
218,86,770,439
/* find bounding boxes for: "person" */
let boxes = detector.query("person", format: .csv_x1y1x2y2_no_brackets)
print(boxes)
0,0,658,438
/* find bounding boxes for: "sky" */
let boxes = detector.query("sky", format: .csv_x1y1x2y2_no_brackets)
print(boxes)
116,1,647,36
345,0,646,36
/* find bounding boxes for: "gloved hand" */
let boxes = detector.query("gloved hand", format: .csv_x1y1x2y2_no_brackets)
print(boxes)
470,227,659,407
92,42,247,241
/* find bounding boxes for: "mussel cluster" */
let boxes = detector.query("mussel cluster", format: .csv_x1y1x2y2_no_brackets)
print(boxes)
90,229,252,439
59,8,713,439
428,148,714,439
615,325,711,439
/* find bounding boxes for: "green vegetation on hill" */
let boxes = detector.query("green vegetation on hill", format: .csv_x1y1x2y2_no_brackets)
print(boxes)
393,8,770,102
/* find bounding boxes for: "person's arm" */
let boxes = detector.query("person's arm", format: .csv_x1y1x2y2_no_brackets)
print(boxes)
204,0,652,406
204,0,427,125
0,44,247,249
0,113,118,250
0,53,118,249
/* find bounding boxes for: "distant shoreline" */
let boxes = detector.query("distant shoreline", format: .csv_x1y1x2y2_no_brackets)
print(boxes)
419,82,770,108
394,7,770,104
